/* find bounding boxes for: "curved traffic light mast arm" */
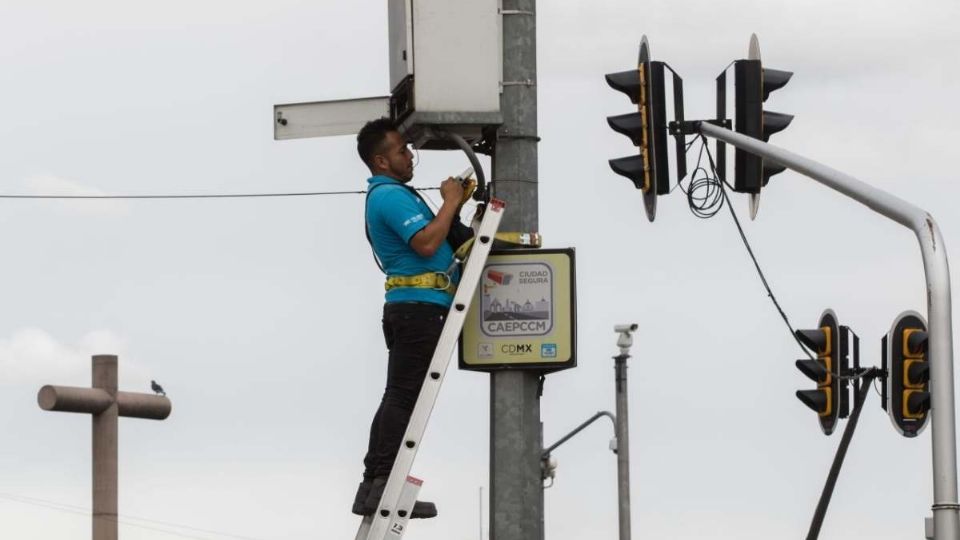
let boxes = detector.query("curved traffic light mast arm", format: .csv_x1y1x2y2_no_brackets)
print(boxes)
698,120,960,538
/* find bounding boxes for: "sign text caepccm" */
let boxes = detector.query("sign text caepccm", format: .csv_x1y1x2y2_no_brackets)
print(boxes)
459,248,576,372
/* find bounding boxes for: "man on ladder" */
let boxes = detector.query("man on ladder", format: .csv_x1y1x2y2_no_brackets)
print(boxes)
352,117,474,520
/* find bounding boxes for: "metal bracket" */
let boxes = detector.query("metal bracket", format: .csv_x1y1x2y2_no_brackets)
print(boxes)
502,80,536,87
490,177,537,184
668,119,731,137
542,411,617,459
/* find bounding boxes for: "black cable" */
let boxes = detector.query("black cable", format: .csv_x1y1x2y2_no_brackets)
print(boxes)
872,374,884,399
685,134,815,361
419,190,441,212
673,137,725,218
0,187,440,200
806,368,879,540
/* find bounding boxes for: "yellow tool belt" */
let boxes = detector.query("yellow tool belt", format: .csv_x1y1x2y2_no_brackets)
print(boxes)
384,272,456,294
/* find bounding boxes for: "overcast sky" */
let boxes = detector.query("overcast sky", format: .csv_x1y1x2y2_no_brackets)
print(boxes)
1,1,959,539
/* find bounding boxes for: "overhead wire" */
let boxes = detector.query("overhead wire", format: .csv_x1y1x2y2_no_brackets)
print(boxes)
678,133,813,359
0,146,444,201
0,145,432,201
672,134,725,218
0,187,440,200
0,491,267,540
0,494,211,540
683,133,878,381
419,190,442,212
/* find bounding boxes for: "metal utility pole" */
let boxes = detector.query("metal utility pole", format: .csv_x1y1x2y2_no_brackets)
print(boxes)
613,324,637,540
38,355,172,540
490,1,541,539
538,325,635,539
698,121,960,540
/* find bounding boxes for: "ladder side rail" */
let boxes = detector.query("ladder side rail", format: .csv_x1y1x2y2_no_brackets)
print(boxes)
362,201,505,540
387,476,423,538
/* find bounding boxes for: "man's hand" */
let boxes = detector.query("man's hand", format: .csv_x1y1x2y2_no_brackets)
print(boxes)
409,178,466,258
440,177,465,204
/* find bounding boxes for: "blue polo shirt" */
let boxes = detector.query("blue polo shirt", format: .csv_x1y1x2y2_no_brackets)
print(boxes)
365,175,459,307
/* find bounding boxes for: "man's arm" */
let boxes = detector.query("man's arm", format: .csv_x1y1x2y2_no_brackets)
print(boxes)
409,177,464,258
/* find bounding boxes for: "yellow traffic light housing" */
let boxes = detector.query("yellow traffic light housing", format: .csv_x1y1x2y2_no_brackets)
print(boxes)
606,61,653,193
795,310,846,435
883,311,930,437
605,35,685,222
902,327,929,420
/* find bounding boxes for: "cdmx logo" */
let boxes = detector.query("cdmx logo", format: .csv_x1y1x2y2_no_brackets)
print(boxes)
501,343,533,354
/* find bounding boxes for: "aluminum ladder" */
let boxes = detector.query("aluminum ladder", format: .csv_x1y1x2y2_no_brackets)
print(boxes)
356,198,505,540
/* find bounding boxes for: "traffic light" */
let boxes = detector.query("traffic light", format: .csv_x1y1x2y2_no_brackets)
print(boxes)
606,35,670,222
726,34,794,219
795,309,848,435
882,311,930,437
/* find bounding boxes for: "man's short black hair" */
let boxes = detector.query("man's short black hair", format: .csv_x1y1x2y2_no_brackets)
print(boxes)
357,117,398,168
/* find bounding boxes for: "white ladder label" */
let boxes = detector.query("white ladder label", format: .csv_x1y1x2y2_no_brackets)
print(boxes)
356,199,505,540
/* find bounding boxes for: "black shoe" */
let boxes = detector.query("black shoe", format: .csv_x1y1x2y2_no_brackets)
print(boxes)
364,476,438,519
352,480,373,516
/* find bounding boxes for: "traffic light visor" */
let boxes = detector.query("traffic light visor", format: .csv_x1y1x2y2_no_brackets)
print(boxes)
761,111,794,141
762,68,794,100
607,112,645,146
796,359,829,383
796,327,830,355
797,389,830,415
608,156,648,191
905,390,931,418
905,360,930,386
904,328,928,356
606,70,642,105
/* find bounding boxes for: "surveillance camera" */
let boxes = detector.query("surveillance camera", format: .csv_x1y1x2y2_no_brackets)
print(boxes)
614,323,638,355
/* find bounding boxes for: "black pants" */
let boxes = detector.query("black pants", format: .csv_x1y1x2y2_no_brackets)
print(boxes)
363,302,447,479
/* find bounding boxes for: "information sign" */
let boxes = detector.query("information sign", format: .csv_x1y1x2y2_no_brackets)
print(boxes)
459,248,576,371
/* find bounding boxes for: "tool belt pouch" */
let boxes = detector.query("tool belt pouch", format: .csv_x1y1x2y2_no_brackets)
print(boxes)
446,216,475,254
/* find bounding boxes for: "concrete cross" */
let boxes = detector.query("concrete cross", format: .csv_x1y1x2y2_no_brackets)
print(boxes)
37,354,172,540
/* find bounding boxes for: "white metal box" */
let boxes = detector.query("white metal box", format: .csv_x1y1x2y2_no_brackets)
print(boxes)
274,0,502,144
388,0,502,145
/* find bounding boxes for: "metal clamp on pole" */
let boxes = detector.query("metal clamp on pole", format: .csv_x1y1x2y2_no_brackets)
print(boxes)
501,79,536,87
668,119,730,137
